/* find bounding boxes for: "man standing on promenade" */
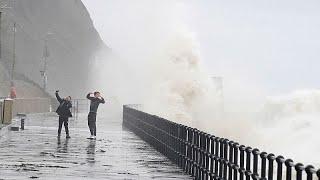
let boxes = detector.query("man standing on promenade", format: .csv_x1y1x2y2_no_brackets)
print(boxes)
55,90,72,138
86,91,105,139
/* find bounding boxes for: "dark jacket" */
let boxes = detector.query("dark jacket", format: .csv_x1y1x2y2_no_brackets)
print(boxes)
87,93,105,113
55,92,72,117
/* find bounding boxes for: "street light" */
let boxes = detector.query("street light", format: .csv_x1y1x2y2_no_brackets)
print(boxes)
11,22,16,88
212,77,223,95
41,32,53,92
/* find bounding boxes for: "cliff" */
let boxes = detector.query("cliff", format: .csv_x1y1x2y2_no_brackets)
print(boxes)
0,0,106,98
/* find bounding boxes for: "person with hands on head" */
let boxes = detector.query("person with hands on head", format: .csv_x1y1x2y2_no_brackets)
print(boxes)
86,91,105,139
55,90,72,139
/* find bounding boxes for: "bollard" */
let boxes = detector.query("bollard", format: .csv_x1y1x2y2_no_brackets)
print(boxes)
17,113,26,130
20,117,25,130
3,98,13,124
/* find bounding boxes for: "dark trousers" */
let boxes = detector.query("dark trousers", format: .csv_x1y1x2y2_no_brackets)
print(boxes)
58,116,69,135
88,112,97,136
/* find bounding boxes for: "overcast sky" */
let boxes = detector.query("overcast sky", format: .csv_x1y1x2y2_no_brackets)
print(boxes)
82,0,320,97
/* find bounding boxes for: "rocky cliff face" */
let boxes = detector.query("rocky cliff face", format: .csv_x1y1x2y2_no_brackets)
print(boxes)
0,0,106,98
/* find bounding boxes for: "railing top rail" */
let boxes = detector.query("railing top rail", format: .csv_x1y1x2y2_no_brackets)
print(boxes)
71,99,88,101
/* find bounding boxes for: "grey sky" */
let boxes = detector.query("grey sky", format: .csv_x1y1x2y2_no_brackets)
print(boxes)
82,0,320,97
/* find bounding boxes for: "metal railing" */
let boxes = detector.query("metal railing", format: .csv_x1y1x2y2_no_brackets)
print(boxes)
123,105,320,180
70,99,89,119
51,98,89,119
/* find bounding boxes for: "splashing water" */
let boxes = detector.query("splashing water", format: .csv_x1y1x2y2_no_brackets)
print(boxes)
254,89,320,167
91,31,320,168
142,34,230,134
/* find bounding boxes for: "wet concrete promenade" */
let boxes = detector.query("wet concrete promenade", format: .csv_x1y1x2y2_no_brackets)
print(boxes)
0,113,192,180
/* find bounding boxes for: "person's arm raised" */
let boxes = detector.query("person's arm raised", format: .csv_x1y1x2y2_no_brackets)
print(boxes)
99,96,105,104
55,91,63,103
86,93,94,100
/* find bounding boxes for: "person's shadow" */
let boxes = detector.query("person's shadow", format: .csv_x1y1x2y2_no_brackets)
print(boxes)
57,138,69,153
86,140,96,165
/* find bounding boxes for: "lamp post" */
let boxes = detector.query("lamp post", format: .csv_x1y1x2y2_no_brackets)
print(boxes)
41,32,53,92
212,76,223,96
11,22,16,88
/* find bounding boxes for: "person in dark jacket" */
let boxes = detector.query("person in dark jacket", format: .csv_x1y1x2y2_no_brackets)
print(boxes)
55,90,72,138
86,91,105,139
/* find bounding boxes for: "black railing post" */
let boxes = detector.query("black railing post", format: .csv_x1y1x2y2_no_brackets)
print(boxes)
239,167,246,180
199,132,206,180
174,123,179,164
223,139,229,179
284,159,294,180
172,123,176,163
209,136,215,178
305,165,315,180
186,128,190,174
251,173,260,180
252,148,260,177
233,143,240,180
186,127,193,174
245,170,252,180
219,138,225,178
177,124,181,167
260,152,268,179
228,141,235,180
195,130,200,179
316,168,320,180
276,156,285,180
239,145,246,180
215,137,220,177
295,163,304,180
213,156,219,180
181,125,188,169
206,134,211,179
234,165,240,180
203,133,210,180
245,146,253,180
267,153,276,180
191,128,196,177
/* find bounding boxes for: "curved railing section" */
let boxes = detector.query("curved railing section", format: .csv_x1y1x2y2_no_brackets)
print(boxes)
123,105,320,180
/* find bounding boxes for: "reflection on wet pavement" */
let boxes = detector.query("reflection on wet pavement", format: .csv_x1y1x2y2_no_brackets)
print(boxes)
57,138,69,153
86,140,96,165
0,113,193,179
